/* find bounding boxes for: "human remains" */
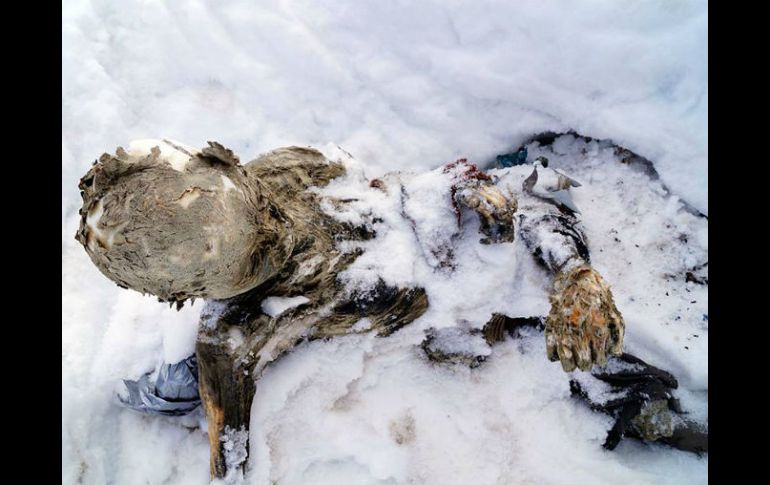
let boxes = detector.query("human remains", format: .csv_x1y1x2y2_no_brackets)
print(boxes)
76,137,705,480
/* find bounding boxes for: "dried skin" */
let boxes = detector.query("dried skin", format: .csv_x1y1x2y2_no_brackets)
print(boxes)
76,142,292,302
444,159,518,244
74,139,630,477
75,142,359,303
546,264,624,372
455,182,518,244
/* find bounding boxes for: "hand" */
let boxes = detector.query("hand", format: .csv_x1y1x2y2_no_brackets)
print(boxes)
546,264,624,371
455,183,518,244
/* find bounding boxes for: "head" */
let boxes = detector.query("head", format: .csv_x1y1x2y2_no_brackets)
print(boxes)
76,140,281,303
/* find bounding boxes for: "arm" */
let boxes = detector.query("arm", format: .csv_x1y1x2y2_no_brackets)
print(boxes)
518,204,589,274
393,159,517,270
518,200,625,372
447,159,517,244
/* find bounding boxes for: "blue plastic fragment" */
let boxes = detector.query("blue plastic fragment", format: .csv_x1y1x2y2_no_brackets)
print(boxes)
496,147,528,167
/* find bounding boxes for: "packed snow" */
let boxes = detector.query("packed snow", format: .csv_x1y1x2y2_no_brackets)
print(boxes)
62,1,707,484
261,296,311,318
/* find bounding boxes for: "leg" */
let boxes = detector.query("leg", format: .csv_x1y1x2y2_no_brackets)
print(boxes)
197,337,256,481
195,295,315,482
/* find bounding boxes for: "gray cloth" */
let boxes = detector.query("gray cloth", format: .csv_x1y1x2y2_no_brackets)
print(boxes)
119,355,201,416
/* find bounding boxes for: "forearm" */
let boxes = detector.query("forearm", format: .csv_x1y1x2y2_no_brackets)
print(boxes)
518,198,625,371
517,200,590,275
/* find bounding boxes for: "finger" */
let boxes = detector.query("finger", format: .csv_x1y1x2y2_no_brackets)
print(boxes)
557,333,577,372
545,326,559,361
590,326,609,367
608,318,625,356
573,329,593,371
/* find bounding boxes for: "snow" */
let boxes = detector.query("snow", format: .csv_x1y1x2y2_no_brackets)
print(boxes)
260,296,311,318
62,2,707,484
423,326,492,359
127,139,198,171
220,425,250,485
201,300,229,330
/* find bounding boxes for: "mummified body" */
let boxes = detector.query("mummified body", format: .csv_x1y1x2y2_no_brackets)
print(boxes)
76,139,636,479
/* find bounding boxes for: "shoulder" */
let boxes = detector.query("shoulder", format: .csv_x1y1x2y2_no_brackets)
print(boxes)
245,146,347,191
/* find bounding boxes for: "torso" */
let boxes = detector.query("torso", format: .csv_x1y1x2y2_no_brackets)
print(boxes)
198,149,556,378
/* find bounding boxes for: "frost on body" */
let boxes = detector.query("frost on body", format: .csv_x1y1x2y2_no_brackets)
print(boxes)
74,136,703,480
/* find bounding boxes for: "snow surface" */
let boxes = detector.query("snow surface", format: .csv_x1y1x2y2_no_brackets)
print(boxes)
62,2,707,484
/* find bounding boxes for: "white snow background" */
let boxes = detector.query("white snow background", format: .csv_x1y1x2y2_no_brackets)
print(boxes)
62,1,707,484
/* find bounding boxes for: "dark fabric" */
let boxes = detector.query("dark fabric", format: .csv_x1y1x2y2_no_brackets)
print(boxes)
491,317,708,454
496,147,529,167
569,353,708,454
